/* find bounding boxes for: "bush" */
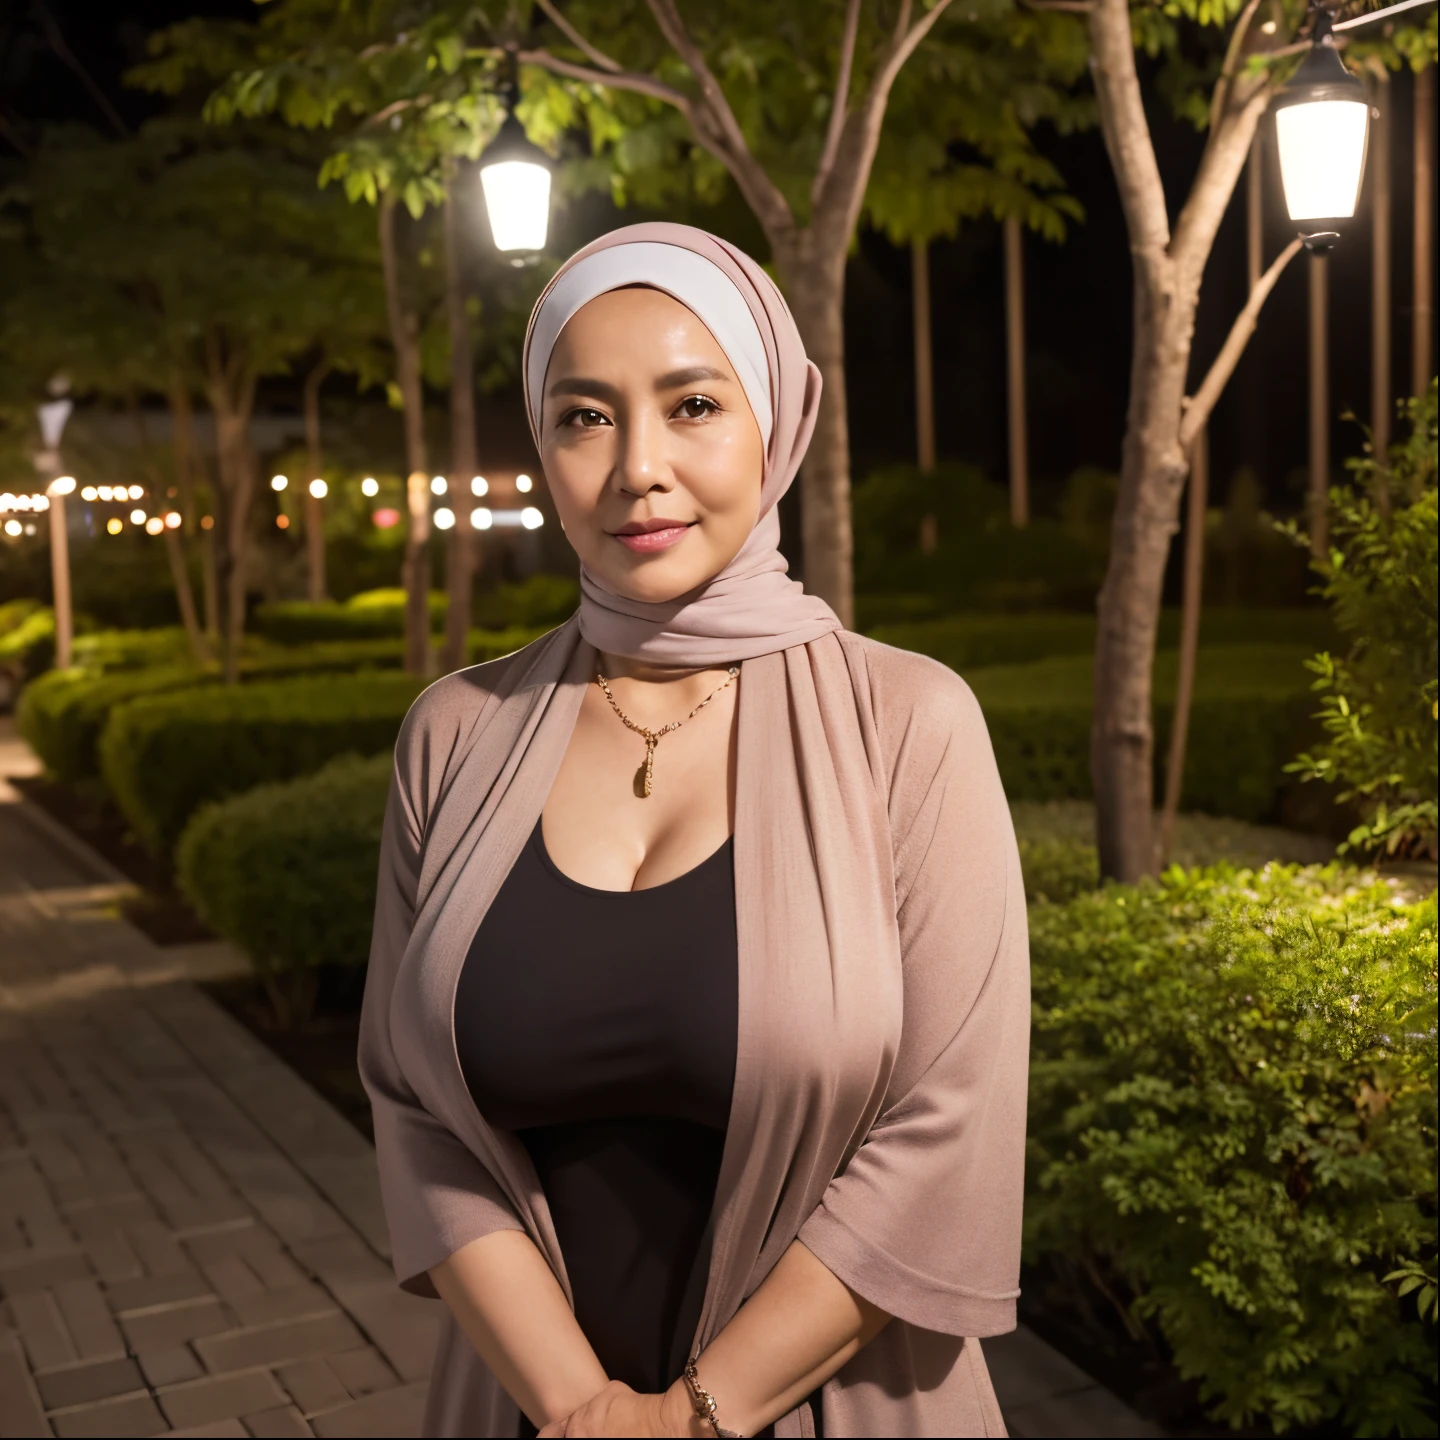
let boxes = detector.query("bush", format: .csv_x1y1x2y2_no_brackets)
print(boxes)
869,607,1334,672
0,598,43,637
99,670,425,855
19,664,214,786
964,645,1316,822
70,627,195,671
176,754,392,1026
252,588,447,644
1026,863,1437,1435
0,606,57,681
473,574,579,629
1288,383,1438,859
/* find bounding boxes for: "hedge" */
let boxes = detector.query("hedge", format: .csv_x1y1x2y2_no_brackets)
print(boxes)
19,629,538,787
254,575,577,645
965,644,1317,822
1026,863,1437,1435
176,753,393,1026
252,589,447,645
870,606,1335,673
100,671,426,856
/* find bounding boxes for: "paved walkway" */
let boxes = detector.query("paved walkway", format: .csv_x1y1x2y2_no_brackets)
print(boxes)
0,730,436,1438
0,719,1155,1439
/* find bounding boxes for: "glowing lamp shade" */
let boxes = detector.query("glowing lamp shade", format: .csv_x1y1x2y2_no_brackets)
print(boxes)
106,518,122,535
515,473,533,493
1276,101,1368,220
472,476,488,497
520,506,544,531
480,114,552,254
3,519,20,537
361,477,379,497
129,508,145,525
1273,21,1368,229
471,507,494,531
309,478,328,499
145,516,164,535
271,474,288,492
434,507,456,530
49,475,76,497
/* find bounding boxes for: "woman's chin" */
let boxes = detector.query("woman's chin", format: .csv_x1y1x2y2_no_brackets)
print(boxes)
588,551,720,608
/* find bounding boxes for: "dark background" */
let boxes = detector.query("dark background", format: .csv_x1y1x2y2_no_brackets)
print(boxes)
3,0,1436,520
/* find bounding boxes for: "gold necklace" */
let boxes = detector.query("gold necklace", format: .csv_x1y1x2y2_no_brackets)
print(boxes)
595,665,740,799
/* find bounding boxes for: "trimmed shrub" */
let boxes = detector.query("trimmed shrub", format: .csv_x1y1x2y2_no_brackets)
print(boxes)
19,664,214,785
1026,864,1437,1435
965,645,1317,822
71,628,194,671
472,574,579,629
870,606,1335,672
0,606,57,680
176,754,392,1026
100,671,425,856
252,588,447,645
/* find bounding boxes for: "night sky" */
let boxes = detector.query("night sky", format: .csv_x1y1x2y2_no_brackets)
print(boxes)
3,0,1435,518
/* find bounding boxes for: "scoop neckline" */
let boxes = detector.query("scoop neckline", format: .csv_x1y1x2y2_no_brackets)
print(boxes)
532,817,733,897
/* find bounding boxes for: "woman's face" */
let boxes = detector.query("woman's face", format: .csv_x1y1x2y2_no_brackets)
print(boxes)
539,287,765,604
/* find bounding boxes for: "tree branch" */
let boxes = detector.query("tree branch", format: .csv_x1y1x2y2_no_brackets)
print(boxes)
1180,235,1304,448
642,0,795,234
892,0,914,45
1087,0,1171,266
534,0,623,73
812,0,862,207
814,0,956,241
1020,0,1096,12
516,46,696,114
1208,0,1264,135
1171,78,1273,270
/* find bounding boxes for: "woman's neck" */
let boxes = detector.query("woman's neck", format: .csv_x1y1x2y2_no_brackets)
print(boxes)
596,651,735,687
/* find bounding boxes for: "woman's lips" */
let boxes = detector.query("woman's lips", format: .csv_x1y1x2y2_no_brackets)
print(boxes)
612,522,694,554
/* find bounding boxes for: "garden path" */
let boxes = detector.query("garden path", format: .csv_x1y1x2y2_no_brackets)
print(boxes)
0,719,1156,1439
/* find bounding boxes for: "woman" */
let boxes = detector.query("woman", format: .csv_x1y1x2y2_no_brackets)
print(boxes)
360,222,1028,1439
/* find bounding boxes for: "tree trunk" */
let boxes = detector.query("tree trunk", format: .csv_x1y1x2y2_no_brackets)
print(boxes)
1091,284,1193,881
302,358,330,604
204,348,258,686
1003,216,1030,528
1158,425,1207,869
442,172,478,674
167,378,210,664
1414,63,1435,396
48,493,72,669
1309,253,1329,558
912,238,935,473
773,234,853,627
379,195,432,675
1085,0,1282,882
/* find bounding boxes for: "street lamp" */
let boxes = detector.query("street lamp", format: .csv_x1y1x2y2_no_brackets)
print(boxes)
479,57,552,259
1274,11,1369,251
36,383,75,667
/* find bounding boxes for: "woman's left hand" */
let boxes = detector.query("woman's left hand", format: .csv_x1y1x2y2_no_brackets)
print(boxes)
537,1379,700,1437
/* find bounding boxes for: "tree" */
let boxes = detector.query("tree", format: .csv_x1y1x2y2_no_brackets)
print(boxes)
1287,382,1438,861
13,120,385,679
514,0,1089,624
136,3,508,676
1076,0,1435,880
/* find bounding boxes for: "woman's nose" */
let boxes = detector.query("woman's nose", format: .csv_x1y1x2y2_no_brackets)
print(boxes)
614,408,674,497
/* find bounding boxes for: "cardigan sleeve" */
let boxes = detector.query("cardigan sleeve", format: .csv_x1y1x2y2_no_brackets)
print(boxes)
358,710,525,1297
797,661,1029,1337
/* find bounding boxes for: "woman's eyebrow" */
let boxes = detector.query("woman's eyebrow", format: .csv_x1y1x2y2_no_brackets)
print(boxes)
547,375,620,402
655,365,732,389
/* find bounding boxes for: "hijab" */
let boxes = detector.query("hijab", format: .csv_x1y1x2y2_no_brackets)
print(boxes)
521,222,842,665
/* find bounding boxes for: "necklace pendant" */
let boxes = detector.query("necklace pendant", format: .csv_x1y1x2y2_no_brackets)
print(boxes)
635,735,658,799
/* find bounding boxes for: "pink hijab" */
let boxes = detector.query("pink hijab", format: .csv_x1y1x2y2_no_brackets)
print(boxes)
521,222,842,664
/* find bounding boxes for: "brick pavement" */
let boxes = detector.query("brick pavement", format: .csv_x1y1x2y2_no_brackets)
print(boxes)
0,739,437,1439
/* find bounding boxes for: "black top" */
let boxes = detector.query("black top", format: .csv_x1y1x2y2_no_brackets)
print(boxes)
456,818,738,1398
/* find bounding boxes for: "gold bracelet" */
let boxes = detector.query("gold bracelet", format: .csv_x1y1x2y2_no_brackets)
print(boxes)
682,1359,739,1438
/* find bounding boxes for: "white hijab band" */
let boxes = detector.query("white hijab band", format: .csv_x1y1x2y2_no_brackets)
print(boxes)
524,242,775,446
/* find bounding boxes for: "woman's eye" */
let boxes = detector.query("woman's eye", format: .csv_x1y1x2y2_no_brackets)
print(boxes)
563,407,610,429
675,395,719,420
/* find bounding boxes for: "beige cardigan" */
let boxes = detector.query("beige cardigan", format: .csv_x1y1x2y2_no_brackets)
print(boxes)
360,618,1029,1437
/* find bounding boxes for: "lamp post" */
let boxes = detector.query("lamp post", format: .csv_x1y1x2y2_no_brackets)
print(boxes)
36,388,75,668
1274,12,1370,254
479,56,553,261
